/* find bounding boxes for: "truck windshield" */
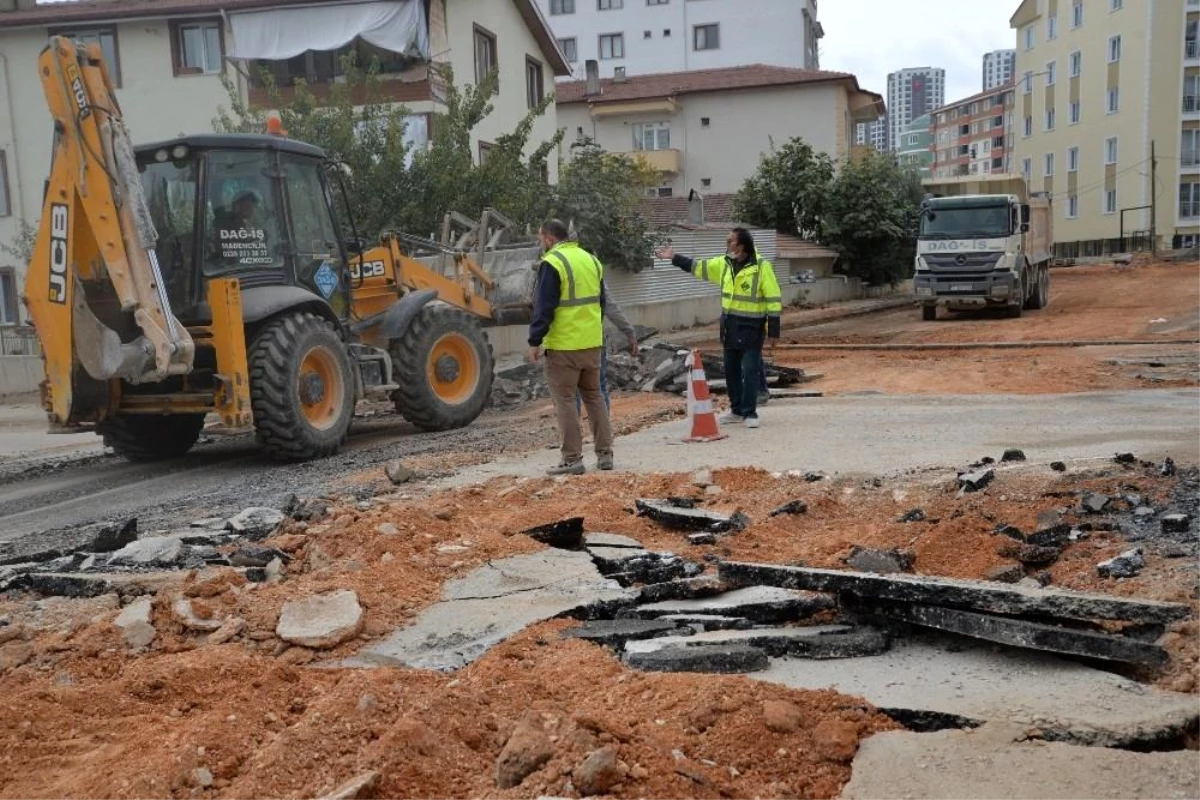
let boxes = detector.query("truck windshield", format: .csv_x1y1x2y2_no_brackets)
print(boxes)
920,205,1011,238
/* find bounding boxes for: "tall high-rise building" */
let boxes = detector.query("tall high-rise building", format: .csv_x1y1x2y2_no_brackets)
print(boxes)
535,0,824,80
1011,0,1198,253
855,118,888,152
982,48,1017,90
886,67,945,151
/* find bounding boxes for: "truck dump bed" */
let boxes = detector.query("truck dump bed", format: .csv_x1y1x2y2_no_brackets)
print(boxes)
922,174,1029,201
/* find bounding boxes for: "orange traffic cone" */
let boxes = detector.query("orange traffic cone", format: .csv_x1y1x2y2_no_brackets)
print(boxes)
684,349,728,443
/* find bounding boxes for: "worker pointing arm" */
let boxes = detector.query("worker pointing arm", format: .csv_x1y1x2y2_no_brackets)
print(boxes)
655,228,780,428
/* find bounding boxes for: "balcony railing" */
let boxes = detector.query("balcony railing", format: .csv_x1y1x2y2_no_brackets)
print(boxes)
1185,95,1199,113
1183,152,1200,168
1188,39,1199,59
1181,200,1200,219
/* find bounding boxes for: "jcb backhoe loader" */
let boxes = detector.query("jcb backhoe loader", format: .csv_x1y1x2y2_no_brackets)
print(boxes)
24,37,531,462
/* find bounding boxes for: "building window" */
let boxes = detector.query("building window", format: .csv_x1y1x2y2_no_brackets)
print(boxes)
1181,182,1200,218
550,0,575,13
1022,157,1032,178
1023,71,1033,94
1105,136,1119,164
1048,13,1057,39
970,121,979,135
1044,153,1055,176
1069,51,1081,78
1067,195,1078,218
171,20,223,76
0,269,18,326
992,115,1003,128
1104,189,1117,214
1024,116,1033,137
1072,0,1083,27
1068,146,1079,172
558,37,577,62
1184,74,1199,113
649,186,672,198
478,141,494,164
598,33,624,59
525,56,544,109
632,121,670,151
663,29,671,36
648,0,670,4
1046,107,1056,130
1110,0,1123,10
700,117,710,127
644,30,652,39
473,25,498,88
1069,100,1080,124
1046,61,1056,85
56,27,120,85
1024,25,1034,50
992,156,1005,169
693,23,719,51
1108,35,1121,62
1182,129,1200,167
1107,87,1120,114
993,136,1005,148
701,178,711,188
0,151,9,217
598,0,623,9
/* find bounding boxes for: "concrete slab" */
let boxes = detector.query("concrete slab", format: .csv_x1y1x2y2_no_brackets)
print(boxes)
562,619,687,647
622,624,888,660
841,725,1200,800
626,643,769,674
658,613,754,631
633,586,835,623
754,634,1200,748
347,550,631,671
583,533,644,549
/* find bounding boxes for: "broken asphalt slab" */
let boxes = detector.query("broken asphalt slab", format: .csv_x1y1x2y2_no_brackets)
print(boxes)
634,499,731,532
561,618,688,648
522,517,584,549
753,633,1200,749
622,624,890,660
629,586,835,624
345,550,631,671
841,726,1200,800
626,643,769,674
719,562,1190,624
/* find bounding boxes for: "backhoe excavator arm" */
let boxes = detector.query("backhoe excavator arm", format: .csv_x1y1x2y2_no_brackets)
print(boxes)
24,37,194,424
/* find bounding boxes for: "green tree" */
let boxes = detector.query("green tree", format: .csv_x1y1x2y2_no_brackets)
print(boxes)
553,138,661,273
732,137,834,240
1,220,38,267
824,151,924,285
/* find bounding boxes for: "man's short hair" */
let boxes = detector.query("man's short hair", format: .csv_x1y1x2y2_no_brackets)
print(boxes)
732,226,757,259
541,219,570,241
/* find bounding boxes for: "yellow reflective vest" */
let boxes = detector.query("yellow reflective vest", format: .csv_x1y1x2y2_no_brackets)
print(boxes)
542,241,605,351
691,256,783,320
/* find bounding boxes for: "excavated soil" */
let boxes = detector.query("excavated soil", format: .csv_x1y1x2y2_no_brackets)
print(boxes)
1,461,1196,798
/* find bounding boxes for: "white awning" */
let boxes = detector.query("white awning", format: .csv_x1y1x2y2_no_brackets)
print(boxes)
227,0,429,61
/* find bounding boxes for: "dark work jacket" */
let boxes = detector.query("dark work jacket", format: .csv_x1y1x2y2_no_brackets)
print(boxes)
672,254,781,350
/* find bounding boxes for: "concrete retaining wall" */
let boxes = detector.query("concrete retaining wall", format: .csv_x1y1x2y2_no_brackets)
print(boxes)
0,356,43,398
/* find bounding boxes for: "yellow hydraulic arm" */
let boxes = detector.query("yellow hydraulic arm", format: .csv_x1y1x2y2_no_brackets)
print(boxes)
25,37,194,423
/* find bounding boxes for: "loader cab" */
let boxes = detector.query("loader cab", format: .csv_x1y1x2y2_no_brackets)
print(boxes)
136,134,351,325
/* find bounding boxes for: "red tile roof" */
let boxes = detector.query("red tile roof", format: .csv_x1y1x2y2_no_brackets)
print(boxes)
557,63,878,106
636,193,737,228
932,81,1016,115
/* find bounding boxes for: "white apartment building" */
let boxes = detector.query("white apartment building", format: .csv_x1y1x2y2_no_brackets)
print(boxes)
886,66,945,152
983,48,1017,90
855,118,888,152
0,0,569,326
535,0,823,80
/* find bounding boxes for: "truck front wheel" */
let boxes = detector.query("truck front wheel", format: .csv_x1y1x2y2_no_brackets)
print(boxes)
1025,265,1049,310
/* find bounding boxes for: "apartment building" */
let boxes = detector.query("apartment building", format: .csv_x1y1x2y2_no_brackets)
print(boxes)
535,0,823,80
855,118,889,153
886,67,946,152
896,114,933,178
983,48,1017,90
930,82,1017,179
556,63,884,196
1011,0,1199,253
0,0,570,325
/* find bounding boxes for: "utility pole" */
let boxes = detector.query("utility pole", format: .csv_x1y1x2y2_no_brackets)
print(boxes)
1150,139,1157,257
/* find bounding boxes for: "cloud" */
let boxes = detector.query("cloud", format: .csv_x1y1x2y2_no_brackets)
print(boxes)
820,0,1017,107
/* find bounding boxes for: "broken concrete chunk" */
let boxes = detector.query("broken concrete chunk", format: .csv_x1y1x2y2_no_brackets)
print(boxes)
573,745,625,796
495,711,554,789
1026,524,1071,548
107,536,186,567
770,500,809,517
721,511,752,533
718,562,1188,624
625,625,889,660
983,565,1024,584
992,523,1024,541
1015,544,1061,568
562,618,685,648
227,507,285,540
635,499,730,532
206,616,246,646
690,469,714,488
626,643,769,674
605,552,703,587
583,532,643,549
228,545,290,568
1112,452,1136,465
276,590,364,649
1161,514,1191,534
1000,449,1027,463
958,469,994,493
90,518,139,553
1160,457,1176,477
1050,461,1067,472
897,508,926,523
587,545,650,572
114,597,156,649
171,596,224,632
385,460,417,485
1081,493,1111,514
845,547,915,575
1097,549,1145,580
521,517,584,549
658,614,753,631
687,532,718,546
318,771,381,800
634,575,728,604
633,586,835,624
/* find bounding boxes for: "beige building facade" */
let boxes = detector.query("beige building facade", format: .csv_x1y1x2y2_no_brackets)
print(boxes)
556,63,884,198
0,0,568,325
1010,0,1199,254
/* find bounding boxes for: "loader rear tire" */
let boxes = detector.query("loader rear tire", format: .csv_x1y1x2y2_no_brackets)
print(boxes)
248,311,355,461
390,304,494,431
99,413,206,462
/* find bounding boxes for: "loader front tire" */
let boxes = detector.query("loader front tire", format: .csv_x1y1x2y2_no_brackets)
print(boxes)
248,312,355,461
99,413,207,462
390,304,494,431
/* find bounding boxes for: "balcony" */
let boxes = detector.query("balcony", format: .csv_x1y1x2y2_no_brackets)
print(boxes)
1188,39,1199,60
1185,95,1200,115
630,148,681,173
1180,200,1200,220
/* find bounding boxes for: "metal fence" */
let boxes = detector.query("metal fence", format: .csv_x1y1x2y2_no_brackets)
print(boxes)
1052,231,1153,259
0,326,41,356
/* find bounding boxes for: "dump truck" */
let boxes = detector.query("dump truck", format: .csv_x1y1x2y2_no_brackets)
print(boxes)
23,36,535,462
912,174,1053,320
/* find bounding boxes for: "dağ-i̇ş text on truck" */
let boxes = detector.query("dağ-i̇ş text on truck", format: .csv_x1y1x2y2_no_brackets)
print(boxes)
911,174,1053,321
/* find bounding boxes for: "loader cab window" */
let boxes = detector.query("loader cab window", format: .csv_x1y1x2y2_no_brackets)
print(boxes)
140,156,199,310
282,155,347,314
203,150,283,277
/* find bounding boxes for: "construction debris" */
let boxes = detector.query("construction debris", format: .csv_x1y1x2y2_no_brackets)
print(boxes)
1096,548,1145,579
522,517,585,549
635,498,732,532
623,625,889,660
957,468,995,493
844,546,914,575
561,618,687,648
276,590,364,649
630,586,836,624
626,643,770,674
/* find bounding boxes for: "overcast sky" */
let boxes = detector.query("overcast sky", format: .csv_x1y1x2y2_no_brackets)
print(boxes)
819,0,1018,106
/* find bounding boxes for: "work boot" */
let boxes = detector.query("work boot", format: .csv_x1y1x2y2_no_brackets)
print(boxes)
719,413,745,425
546,461,586,476
597,454,614,471
758,390,771,405
745,416,761,429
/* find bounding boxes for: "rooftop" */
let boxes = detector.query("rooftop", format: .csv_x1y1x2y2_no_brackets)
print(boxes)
932,81,1016,116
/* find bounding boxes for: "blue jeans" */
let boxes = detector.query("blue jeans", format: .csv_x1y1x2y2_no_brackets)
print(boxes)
724,346,763,419
576,347,610,413
758,359,769,392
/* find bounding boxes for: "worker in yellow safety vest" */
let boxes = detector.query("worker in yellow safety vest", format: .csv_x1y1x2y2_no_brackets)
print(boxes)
657,227,782,428
528,219,615,475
